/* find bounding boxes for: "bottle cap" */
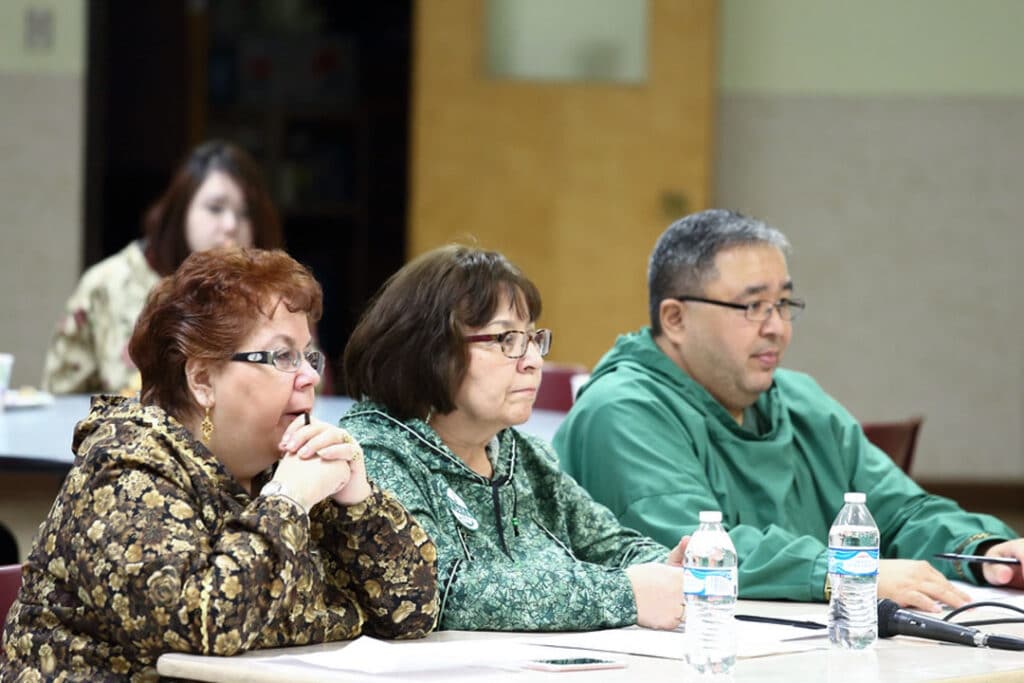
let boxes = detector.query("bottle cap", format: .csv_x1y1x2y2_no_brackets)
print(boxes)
698,510,722,523
844,492,866,504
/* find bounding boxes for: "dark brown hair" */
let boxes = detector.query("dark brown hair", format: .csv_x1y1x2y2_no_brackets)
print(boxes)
143,140,283,276
344,244,542,420
130,247,322,421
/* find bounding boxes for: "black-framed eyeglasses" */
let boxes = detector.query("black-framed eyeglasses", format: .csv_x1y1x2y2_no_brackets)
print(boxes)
464,328,552,359
672,295,806,322
230,348,326,374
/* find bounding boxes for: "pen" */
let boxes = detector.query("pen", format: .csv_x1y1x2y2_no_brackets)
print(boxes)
734,614,827,630
933,553,1021,566
304,412,311,426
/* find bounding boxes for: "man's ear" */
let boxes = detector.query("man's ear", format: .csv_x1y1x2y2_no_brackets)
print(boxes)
658,299,688,343
185,358,215,409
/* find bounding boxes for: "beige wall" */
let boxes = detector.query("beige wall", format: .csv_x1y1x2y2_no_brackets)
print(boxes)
720,0,1024,96
0,0,84,389
0,0,84,560
716,1,1024,482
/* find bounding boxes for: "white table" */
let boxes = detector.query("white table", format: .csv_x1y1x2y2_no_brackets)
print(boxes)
0,395,91,470
0,395,567,471
157,597,1024,682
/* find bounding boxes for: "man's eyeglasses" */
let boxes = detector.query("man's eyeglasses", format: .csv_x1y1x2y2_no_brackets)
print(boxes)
230,348,326,374
672,296,806,322
464,328,552,359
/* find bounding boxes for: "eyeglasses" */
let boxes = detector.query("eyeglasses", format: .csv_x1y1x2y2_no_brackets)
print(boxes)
464,328,553,359
230,348,326,374
673,295,806,322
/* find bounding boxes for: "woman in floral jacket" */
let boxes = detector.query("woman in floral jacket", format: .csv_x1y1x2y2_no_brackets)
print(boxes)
2,248,438,681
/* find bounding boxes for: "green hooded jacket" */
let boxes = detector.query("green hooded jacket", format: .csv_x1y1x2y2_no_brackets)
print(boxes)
553,328,1016,601
341,401,670,631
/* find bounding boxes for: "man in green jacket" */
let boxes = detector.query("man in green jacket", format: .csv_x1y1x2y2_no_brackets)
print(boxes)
554,209,1023,612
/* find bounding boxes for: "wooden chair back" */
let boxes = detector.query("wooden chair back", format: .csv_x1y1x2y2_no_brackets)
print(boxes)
862,416,924,475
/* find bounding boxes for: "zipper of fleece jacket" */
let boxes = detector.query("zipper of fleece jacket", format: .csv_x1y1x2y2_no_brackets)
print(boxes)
344,409,519,588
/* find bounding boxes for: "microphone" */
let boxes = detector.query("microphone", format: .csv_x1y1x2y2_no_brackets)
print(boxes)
877,599,1024,651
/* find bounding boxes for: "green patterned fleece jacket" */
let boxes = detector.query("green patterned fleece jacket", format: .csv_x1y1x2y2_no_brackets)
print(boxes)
340,401,670,632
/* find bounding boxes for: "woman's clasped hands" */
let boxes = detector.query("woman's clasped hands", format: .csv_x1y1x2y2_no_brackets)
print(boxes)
270,414,372,511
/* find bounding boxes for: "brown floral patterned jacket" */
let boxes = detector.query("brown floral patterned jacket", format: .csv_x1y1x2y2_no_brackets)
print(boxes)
1,396,438,682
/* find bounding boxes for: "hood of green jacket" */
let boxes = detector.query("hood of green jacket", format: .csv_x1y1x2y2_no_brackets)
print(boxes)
579,326,790,443
341,400,521,484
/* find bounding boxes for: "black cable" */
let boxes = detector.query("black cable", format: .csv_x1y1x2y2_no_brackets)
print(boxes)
928,600,1024,651
943,600,1024,622
955,618,1024,627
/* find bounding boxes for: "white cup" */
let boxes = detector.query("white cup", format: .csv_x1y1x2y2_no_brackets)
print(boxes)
0,353,12,413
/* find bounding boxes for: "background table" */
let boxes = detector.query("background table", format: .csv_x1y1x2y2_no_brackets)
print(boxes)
0,395,568,471
0,395,90,471
0,394,567,562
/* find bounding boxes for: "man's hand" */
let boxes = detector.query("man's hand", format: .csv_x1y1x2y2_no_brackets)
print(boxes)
981,539,1024,588
878,559,971,612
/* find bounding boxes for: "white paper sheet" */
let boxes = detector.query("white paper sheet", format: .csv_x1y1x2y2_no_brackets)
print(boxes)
526,617,829,661
271,635,585,674
954,581,1024,607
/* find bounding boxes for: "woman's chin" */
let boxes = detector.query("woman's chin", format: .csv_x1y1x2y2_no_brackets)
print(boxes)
504,407,533,427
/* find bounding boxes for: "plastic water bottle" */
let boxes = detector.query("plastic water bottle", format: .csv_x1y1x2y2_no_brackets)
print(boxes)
828,492,880,649
684,510,738,674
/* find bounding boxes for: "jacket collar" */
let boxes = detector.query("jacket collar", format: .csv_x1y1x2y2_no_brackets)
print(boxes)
345,401,518,483
582,327,791,442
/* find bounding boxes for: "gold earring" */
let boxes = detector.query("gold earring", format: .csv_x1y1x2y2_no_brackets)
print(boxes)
201,406,214,444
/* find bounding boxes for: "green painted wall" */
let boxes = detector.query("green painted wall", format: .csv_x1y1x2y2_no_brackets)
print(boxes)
720,0,1024,96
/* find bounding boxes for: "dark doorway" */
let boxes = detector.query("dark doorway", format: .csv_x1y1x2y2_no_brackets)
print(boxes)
85,1,412,389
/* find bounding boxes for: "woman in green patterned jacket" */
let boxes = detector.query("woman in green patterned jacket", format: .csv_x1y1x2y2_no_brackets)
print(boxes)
340,245,688,632
2,248,438,681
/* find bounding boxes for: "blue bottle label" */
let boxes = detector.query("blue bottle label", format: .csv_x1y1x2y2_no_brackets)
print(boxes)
828,547,879,576
684,567,737,597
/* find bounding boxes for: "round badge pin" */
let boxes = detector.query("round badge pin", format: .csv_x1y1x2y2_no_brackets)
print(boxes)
446,487,479,530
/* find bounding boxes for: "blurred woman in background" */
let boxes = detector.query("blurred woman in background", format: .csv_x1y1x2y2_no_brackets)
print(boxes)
4,248,437,679
41,140,283,394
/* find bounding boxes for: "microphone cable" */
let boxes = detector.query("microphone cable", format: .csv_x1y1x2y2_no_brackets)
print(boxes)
942,600,1024,628
941,601,1024,649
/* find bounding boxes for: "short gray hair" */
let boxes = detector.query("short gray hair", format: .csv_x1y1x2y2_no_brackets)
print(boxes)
647,209,790,334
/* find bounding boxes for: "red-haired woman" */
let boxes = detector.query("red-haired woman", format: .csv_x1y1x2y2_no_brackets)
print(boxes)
3,248,438,680
42,140,283,395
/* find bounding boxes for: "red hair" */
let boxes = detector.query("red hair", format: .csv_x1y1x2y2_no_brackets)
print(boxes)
130,248,322,421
